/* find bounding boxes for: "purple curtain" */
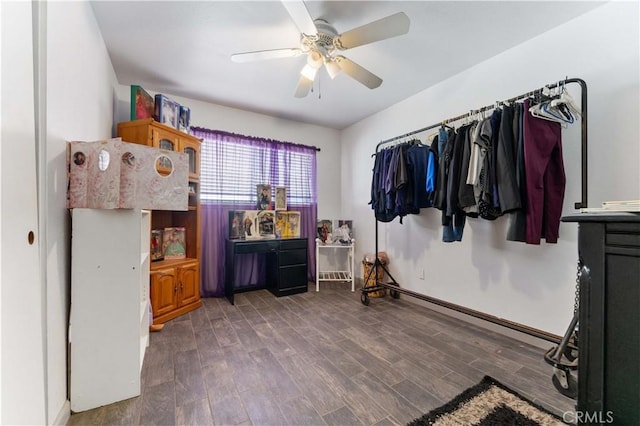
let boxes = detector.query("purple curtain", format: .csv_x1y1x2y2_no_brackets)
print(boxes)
192,128,317,297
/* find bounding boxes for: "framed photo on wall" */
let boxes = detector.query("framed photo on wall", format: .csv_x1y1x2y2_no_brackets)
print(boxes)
275,186,287,210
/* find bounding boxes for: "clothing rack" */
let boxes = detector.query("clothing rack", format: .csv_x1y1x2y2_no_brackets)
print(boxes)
361,78,587,344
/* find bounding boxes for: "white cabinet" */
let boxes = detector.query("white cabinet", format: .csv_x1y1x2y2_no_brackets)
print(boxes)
70,208,150,412
315,239,355,292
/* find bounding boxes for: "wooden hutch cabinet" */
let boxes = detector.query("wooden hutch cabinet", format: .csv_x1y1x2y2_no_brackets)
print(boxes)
118,119,202,324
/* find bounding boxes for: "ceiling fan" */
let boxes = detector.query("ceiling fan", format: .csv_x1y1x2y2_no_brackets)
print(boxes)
231,0,410,98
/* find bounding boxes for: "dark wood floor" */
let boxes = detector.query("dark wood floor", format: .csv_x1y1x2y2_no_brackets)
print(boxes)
68,283,575,425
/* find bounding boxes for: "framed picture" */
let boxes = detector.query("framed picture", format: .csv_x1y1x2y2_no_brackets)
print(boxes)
229,211,245,239
178,105,191,132
275,211,287,238
243,210,260,239
333,219,353,244
258,210,275,238
154,94,179,129
130,85,154,120
275,186,287,210
286,212,301,238
256,184,272,210
163,227,186,259
151,229,164,261
317,219,332,243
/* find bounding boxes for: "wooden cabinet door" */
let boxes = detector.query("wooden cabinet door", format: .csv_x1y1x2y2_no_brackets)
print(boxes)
178,262,200,306
179,138,200,181
151,267,179,318
151,127,179,152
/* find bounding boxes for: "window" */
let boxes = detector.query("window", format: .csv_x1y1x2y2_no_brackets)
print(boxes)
198,131,316,206
191,128,318,296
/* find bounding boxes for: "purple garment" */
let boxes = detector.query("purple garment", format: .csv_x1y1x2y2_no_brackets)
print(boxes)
522,100,565,244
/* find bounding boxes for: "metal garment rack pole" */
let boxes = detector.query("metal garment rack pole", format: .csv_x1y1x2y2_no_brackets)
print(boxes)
362,78,588,344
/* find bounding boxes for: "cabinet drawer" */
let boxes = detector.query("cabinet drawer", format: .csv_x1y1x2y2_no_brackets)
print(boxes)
280,249,307,266
606,232,640,248
279,265,308,289
234,241,279,254
280,239,307,250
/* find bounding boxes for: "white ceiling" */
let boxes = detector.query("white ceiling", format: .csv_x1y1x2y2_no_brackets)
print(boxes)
91,1,603,129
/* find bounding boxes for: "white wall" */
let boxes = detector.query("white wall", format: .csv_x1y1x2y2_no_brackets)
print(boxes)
114,88,343,219
341,1,639,336
46,1,119,423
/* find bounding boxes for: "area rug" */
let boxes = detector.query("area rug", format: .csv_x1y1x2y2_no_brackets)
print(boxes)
408,376,566,426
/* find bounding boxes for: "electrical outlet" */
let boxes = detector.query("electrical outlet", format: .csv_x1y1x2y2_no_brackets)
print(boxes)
419,268,424,280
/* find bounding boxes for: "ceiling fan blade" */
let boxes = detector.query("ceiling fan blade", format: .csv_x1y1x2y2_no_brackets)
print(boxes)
335,56,382,89
231,48,302,63
281,0,317,35
334,12,410,50
294,75,313,98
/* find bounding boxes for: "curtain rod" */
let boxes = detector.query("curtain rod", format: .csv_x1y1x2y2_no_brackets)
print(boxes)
190,126,321,152
373,77,587,209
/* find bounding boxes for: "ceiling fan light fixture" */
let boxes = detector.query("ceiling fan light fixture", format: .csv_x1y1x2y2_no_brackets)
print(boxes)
307,50,324,69
325,60,341,79
300,63,318,81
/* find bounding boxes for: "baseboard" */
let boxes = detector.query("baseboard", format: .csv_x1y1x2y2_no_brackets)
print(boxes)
404,296,556,350
52,400,70,426
355,277,558,350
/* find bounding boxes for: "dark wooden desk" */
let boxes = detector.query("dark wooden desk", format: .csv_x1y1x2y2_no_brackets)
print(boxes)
562,213,640,425
225,238,308,304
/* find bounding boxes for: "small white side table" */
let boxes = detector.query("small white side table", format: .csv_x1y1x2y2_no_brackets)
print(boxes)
315,238,355,292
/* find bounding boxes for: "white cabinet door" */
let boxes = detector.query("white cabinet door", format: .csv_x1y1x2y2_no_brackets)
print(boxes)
70,209,149,412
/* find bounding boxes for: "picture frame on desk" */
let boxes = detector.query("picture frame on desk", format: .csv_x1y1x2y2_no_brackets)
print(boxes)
275,186,287,210
229,211,245,239
276,211,301,238
256,184,272,210
258,210,275,238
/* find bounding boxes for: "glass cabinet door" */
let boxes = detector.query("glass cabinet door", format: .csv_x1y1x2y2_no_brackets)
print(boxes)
159,139,175,152
180,141,199,180
184,147,196,176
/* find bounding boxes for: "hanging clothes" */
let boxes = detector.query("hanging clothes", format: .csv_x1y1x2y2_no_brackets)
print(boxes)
478,114,501,221
425,135,439,206
458,121,478,215
489,109,502,213
507,102,528,242
433,127,452,211
444,124,473,242
522,99,566,244
496,104,521,213
405,141,431,210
